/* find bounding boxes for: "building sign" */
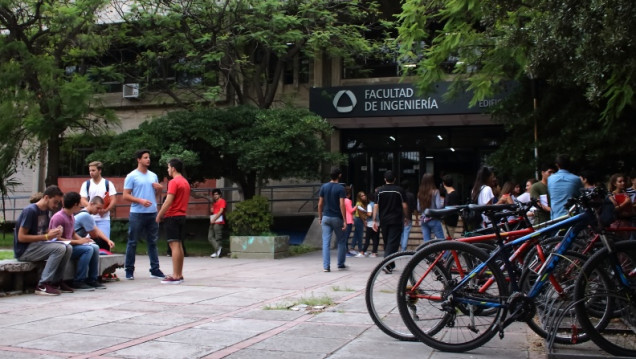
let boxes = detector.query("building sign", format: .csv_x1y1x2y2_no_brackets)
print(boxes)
309,82,510,118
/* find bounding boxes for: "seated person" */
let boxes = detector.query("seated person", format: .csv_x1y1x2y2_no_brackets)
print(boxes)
14,185,73,296
49,192,105,290
75,196,115,254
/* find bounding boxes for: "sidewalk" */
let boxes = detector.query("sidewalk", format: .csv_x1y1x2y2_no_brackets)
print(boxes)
0,251,598,359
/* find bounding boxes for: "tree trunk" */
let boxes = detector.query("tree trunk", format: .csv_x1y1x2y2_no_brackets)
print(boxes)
45,134,61,187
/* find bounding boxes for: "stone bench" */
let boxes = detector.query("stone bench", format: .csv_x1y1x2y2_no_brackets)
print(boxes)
0,254,124,295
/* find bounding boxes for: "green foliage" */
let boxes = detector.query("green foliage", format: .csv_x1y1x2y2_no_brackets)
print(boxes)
397,0,636,123
397,0,636,177
227,196,273,236
117,0,388,109
88,106,344,198
289,243,318,256
0,0,118,186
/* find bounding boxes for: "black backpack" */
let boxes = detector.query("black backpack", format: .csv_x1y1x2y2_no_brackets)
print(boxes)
462,186,484,231
85,179,109,201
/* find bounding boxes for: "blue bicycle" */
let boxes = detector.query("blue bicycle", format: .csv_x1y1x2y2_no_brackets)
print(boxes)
396,188,614,352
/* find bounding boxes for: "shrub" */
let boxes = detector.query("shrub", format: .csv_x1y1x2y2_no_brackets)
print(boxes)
227,195,273,236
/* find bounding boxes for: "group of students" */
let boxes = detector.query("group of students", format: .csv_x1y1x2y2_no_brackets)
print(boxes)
470,154,636,231
13,150,192,295
323,154,635,273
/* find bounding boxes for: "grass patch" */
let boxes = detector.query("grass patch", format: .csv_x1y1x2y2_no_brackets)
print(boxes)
289,243,317,256
0,250,13,260
263,294,334,310
0,230,218,257
331,285,354,292
298,294,334,307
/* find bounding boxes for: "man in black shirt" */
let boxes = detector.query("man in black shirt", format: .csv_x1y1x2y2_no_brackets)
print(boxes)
373,170,408,273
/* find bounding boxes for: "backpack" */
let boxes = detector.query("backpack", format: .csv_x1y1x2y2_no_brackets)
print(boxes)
86,179,111,208
462,186,484,231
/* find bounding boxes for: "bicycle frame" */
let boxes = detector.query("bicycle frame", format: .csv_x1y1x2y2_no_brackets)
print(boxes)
447,211,593,308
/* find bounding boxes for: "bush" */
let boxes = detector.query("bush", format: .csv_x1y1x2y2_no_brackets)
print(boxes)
227,195,273,236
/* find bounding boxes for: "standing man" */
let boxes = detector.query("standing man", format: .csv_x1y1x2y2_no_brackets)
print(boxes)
122,149,165,280
530,163,555,224
208,188,225,258
373,170,408,273
50,192,105,291
318,167,347,272
156,158,190,284
548,154,583,219
14,185,73,296
80,161,117,239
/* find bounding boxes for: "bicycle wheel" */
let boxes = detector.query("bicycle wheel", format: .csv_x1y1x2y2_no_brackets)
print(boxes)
520,248,600,344
397,240,508,352
574,240,636,356
365,251,418,341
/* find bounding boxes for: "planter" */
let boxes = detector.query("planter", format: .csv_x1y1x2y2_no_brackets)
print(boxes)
230,235,290,259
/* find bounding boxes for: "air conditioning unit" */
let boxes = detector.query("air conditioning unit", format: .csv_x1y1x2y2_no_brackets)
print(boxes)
123,83,140,99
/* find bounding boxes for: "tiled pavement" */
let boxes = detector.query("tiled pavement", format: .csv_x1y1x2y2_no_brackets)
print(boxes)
0,251,608,359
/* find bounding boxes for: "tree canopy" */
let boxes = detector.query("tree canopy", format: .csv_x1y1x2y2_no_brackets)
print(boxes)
112,0,389,109
397,0,636,178
87,106,344,199
0,0,117,188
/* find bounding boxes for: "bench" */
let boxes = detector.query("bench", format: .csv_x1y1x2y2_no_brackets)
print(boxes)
0,254,124,295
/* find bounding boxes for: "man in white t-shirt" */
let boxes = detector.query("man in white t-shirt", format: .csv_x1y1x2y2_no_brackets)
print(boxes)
79,161,117,239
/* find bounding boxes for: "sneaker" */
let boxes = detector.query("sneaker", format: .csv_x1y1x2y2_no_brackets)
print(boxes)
71,281,95,291
337,265,348,270
215,247,222,257
150,269,165,279
355,252,365,258
370,253,378,258
35,283,61,296
125,271,134,280
160,276,184,284
57,281,75,293
323,267,331,272
348,249,358,255
346,252,355,257
87,281,107,289
102,273,119,282
382,266,393,274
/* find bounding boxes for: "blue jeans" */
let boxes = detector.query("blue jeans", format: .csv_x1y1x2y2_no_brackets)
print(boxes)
71,243,100,282
321,216,346,270
400,221,413,251
351,217,364,251
421,219,444,242
126,212,160,273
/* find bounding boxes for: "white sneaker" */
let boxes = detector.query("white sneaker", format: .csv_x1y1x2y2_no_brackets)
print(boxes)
211,247,222,258
354,252,365,258
210,253,217,258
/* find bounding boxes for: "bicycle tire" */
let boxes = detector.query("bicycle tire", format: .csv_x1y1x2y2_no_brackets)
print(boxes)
365,251,418,341
574,240,636,356
397,240,508,352
520,249,605,344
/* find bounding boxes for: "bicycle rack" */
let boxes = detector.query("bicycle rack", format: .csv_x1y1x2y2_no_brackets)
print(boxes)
544,293,634,359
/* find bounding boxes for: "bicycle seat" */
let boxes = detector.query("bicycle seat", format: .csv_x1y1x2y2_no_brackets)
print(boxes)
424,207,461,219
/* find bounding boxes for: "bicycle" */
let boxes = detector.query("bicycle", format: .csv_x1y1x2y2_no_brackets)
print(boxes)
395,188,612,352
365,201,567,342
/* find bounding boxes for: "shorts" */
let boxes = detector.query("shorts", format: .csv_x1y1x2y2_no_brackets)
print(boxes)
164,216,186,242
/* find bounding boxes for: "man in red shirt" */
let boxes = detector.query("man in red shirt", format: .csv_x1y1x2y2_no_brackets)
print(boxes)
156,159,190,284
208,188,225,258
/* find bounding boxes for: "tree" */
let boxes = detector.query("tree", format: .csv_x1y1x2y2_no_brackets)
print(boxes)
111,0,388,109
0,0,117,189
87,106,344,199
396,0,636,177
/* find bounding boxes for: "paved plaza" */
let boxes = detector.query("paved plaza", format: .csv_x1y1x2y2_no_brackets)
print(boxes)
0,251,608,359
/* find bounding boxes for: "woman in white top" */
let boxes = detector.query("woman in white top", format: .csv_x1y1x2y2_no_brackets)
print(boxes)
471,166,496,227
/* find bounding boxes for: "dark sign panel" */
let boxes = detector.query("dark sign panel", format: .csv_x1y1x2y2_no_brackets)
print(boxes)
310,82,509,118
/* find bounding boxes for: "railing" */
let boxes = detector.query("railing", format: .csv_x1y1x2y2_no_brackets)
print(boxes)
0,183,322,223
